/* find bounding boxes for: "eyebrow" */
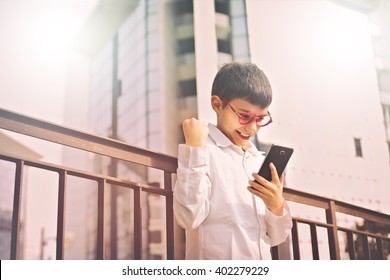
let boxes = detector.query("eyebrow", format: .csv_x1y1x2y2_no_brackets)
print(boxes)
236,105,253,113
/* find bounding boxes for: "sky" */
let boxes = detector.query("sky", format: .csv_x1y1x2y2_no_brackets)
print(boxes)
0,0,98,161
0,0,98,259
0,0,97,124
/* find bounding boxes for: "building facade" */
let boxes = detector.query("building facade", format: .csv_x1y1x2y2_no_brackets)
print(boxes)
246,0,390,259
65,0,251,260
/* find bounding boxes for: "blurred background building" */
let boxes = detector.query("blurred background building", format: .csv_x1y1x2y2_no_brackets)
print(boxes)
63,0,252,260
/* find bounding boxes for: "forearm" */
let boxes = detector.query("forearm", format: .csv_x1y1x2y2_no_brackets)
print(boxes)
265,200,293,246
173,145,211,230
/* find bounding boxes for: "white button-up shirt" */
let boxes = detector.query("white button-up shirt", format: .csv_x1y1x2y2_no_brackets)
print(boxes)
173,123,292,260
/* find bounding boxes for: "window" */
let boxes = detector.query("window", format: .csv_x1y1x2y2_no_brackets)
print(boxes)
354,138,363,157
178,78,197,97
217,39,232,54
177,38,195,55
215,0,229,15
174,0,193,15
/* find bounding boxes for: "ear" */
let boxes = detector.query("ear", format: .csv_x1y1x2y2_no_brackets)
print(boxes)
211,95,223,112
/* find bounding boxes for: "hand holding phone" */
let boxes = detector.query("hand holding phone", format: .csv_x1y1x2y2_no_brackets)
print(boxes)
248,144,293,216
257,144,294,182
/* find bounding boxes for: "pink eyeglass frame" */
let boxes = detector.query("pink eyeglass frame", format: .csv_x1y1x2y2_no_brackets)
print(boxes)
220,96,273,127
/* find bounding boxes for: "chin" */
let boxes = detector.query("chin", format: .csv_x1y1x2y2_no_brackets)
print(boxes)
233,138,249,148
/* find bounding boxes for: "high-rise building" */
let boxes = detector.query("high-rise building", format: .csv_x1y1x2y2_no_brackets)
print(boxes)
246,0,390,259
65,0,251,259
368,0,390,156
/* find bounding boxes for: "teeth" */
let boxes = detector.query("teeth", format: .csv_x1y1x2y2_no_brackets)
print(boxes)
238,131,250,137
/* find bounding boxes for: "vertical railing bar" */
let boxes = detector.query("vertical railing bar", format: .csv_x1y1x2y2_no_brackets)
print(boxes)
164,171,174,260
375,237,384,260
96,178,105,260
292,219,300,260
309,224,320,260
10,160,24,260
133,187,142,260
346,231,356,260
325,200,340,259
271,246,280,260
362,234,371,260
56,170,67,260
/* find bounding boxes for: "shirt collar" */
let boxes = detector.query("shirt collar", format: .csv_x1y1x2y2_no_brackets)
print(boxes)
208,123,261,156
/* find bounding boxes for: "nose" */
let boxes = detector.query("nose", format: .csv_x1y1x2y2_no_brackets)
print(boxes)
245,120,258,133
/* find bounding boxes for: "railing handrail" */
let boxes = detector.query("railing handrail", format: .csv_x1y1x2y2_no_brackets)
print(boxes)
0,107,178,173
0,153,173,197
283,188,390,226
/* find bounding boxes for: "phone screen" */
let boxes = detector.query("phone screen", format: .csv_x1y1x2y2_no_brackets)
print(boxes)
257,144,294,182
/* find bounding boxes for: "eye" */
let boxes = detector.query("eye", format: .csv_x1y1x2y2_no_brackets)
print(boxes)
239,113,253,123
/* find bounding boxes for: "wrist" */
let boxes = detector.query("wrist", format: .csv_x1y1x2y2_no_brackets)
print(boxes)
269,202,284,216
185,140,205,147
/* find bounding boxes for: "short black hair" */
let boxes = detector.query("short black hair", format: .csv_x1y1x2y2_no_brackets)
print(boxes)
211,62,272,108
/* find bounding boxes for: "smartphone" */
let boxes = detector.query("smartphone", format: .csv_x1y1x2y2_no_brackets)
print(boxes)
257,144,294,182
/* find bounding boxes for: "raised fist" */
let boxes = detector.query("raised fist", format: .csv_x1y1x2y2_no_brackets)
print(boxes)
182,118,209,147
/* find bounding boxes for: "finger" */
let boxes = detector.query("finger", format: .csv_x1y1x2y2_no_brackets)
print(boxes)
280,173,285,186
248,181,270,196
247,186,267,198
269,163,280,183
252,173,269,187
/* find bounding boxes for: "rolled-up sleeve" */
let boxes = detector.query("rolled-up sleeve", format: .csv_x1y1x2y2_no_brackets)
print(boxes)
264,200,293,247
173,144,211,230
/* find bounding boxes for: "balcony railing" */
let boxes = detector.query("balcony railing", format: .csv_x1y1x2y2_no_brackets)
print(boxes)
1,107,390,260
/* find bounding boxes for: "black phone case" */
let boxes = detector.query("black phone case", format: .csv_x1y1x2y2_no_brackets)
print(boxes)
257,144,294,182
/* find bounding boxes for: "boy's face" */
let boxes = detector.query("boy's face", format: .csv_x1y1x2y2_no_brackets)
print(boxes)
212,96,269,149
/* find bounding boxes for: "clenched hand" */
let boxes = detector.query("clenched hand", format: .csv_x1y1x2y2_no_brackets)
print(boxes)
182,118,209,147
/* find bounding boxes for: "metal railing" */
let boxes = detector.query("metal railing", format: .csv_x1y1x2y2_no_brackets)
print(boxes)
0,108,177,260
1,107,390,260
278,189,390,259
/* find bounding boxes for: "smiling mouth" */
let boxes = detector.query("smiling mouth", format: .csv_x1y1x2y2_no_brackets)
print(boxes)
237,130,251,140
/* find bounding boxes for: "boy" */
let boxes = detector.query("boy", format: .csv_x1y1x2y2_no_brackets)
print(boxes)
173,62,293,260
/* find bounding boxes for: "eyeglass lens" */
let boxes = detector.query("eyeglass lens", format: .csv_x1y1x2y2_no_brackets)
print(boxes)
239,113,271,126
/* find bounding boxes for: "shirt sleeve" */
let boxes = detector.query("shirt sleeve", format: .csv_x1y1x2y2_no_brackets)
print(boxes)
264,200,293,247
173,144,211,230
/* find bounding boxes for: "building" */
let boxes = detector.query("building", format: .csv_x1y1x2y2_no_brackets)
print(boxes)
368,0,390,155
246,0,390,259
65,0,251,259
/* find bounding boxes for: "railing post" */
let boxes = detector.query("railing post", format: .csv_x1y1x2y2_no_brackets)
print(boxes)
271,246,280,260
291,219,300,260
376,237,384,260
309,224,320,260
362,235,371,259
56,170,67,260
164,171,174,260
326,200,341,259
133,187,142,260
10,160,24,260
96,178,105,260
347,231,356,260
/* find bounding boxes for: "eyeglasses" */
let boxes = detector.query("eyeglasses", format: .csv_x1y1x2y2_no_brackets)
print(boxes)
221,97,273,127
